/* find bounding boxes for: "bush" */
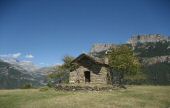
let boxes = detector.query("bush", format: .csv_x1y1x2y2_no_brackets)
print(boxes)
39,86,49,92
47,82,53,88
21,84,32,89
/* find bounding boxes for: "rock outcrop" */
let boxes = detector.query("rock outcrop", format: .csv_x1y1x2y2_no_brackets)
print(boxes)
90,44,117,53
128,34,170,45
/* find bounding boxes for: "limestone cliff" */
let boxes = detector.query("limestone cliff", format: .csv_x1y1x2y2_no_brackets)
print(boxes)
128,34,170,45
90,43,117,53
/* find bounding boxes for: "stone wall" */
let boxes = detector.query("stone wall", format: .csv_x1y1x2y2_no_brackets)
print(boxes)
69,66,108,84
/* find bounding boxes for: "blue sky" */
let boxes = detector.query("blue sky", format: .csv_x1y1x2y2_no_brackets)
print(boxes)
0,0,170,67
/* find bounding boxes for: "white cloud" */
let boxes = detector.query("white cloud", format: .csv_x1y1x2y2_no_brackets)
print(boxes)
0,53,21,58
25,54,34,59
12,53,21,58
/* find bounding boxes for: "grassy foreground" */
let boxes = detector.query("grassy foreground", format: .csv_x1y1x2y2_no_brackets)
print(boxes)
0,86,170,108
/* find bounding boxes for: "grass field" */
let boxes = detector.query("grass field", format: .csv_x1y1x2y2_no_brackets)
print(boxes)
0,86,170,108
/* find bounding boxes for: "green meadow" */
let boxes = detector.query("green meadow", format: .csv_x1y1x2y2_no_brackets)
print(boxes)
0,86,170,108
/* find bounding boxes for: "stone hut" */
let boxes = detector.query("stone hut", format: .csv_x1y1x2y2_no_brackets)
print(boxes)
69,53,112,84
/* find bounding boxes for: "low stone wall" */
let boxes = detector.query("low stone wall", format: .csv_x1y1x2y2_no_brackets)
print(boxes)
54,84,118,91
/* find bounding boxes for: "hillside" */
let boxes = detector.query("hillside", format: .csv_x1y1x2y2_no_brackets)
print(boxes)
134,41,170,57
90,34,170,85
0,60,46,89
134,40,170,85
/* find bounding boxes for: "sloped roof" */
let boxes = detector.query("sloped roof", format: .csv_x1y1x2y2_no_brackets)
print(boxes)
72,53,109,67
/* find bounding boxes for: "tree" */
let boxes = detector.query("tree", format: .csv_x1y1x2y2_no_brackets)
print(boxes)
107,45,141,87
48,55,78,85
62,55,79,71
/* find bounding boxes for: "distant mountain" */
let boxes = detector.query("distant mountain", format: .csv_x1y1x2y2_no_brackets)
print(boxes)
36,66,56,75
90,34,170,54
0,58,49,89
0,57,38,72
128,34,170,45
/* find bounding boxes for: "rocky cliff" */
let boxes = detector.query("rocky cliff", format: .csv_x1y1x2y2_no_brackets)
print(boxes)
90,43,117,53
128,34,170,45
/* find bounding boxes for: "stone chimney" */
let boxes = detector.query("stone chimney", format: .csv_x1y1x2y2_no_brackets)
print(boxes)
104,56,109,64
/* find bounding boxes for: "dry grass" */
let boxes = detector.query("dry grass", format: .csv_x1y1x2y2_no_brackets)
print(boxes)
0,86,170,108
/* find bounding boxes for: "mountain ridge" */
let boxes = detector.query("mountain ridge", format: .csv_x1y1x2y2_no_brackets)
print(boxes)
0,58,49,89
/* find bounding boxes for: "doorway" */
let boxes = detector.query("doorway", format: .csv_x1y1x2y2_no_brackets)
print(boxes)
84,71,90,83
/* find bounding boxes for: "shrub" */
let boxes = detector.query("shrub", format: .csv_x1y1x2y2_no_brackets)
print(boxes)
47,82,53,88
21,83,32,89
39,86,49,92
